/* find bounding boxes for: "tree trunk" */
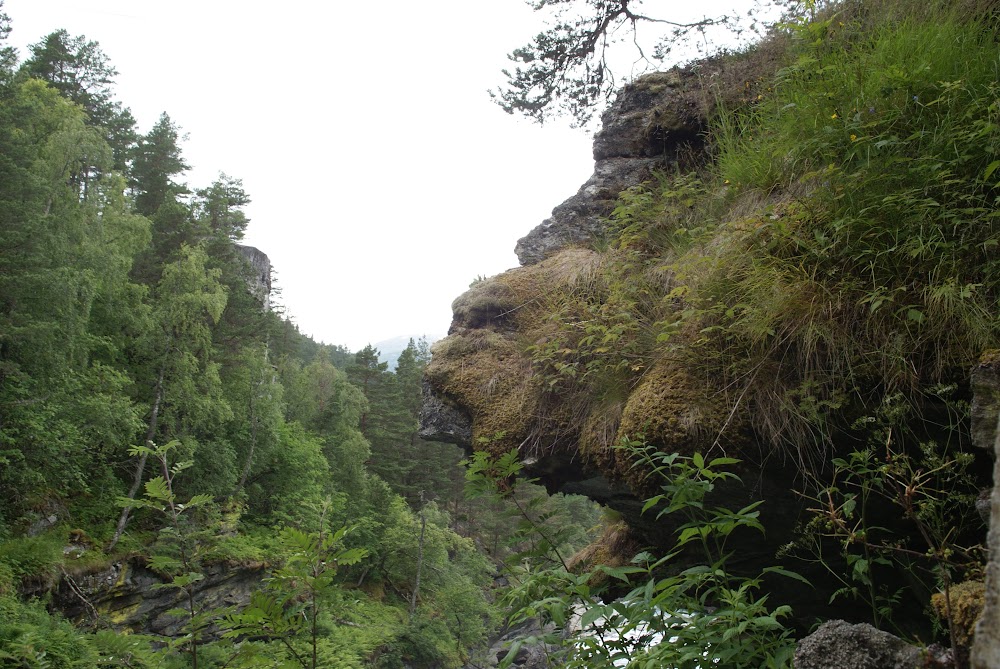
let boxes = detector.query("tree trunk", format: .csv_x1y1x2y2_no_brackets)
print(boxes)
410,494,427,621
107,363,165,551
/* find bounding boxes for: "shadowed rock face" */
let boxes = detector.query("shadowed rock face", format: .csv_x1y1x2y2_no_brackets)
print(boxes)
53,559,263,637
971,356,1000,668
419,379,472,445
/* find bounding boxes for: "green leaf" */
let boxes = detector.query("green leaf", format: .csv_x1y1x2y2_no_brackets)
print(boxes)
762,566,812,586
709,457,741,468
983,159,1000,183
336,547,367,566
641,495,665,514
143,476,171,501
185,494,214,508
172,571,205,588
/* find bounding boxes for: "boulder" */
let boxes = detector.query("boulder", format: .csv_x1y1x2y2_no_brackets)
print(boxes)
794,620,923,669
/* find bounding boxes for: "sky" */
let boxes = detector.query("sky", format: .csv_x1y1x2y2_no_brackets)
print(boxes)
5,0,767,351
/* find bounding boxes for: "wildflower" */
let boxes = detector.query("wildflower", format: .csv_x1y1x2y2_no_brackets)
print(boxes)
831,113,838,119
724,179,731,185
850,134,857,141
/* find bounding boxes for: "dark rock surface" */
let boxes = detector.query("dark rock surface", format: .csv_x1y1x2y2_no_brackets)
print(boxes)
515,70,710,266
970,354,1000,451
418,379,472,445
972,368,1000,667
54,559,264,637
969,353,1000,668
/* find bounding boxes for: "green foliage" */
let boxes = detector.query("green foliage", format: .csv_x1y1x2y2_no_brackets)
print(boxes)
489,443,797,669
0,595,101,668
0,533,63,584
129,111,189,218
0,74,149,528
222,502,366,669
708,3,1000,437
464,447,600,570
121,440,220,668
492,0,748,125
19,28,136,168
795,391,986,652
0,18,507,668
12,4,998,666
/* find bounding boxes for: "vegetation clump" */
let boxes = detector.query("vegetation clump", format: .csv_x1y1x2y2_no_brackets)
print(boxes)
424,0,1000,664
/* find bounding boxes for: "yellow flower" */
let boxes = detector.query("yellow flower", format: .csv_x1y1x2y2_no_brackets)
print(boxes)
831,113,839,119
850,134,857,141
724,179,731,185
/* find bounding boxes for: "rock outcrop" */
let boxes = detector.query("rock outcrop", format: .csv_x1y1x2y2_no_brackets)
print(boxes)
236,244,272,310
793,621,925,669
422,63,829,622
54,559,263,637
971,357,1000,668
424,36,1000,655
515,71,710,266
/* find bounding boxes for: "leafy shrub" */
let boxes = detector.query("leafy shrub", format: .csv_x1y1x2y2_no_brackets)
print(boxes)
475,443,799,669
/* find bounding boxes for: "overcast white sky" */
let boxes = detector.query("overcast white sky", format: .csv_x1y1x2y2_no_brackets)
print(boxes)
6,0,767,351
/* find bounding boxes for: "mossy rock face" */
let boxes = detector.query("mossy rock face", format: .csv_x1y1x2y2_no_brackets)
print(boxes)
426,330,537,454
932,580,985,648
450,280,519,331
427,247,751,474
568,520,642,587
53,559,264,636
426,249,605,456
616,359,747,484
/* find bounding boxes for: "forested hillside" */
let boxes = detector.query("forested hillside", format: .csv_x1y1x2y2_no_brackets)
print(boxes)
0,7,601,667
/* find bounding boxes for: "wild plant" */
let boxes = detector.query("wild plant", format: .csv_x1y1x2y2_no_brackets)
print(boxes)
468,441,801,668
795,390,986,664
121,440,218,669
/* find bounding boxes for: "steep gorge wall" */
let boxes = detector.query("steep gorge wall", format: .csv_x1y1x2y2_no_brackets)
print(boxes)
420,56,829,616
421,38,999,650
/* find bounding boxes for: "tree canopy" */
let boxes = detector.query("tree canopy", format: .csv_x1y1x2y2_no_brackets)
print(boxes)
494,0,778,125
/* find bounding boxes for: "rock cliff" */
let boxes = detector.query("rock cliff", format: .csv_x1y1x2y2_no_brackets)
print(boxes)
236,244,272,310
50,558,263,637
421,32,998,651
421,58,826,619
